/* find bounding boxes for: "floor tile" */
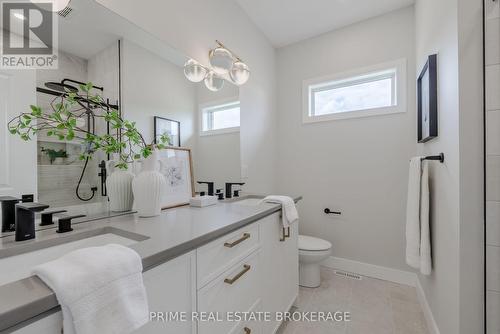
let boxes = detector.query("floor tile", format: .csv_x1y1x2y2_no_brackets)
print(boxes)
280,267,429,334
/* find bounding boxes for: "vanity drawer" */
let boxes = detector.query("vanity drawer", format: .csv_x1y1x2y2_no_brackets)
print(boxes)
198,251,261,334
228,300,263,334
197,222,260,288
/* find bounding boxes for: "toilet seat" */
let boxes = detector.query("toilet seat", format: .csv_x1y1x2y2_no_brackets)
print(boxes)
298,235,332,251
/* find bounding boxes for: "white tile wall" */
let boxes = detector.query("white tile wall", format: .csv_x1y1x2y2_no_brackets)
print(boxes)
486,64,500,111
487,110,500,155
485,1,500,332
486,18,500,66
488,246,500,291
487,201,500,246
486,0,500,20
487,156,500,201
487,290,500,333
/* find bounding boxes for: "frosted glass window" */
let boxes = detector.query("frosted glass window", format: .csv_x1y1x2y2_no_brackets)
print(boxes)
310,70,396,117
202,101,240,133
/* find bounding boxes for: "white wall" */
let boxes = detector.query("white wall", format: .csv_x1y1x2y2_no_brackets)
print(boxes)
120,39,197,152
415,0,484,332
196,84,241,192
276,7,416,271
96,0,277,194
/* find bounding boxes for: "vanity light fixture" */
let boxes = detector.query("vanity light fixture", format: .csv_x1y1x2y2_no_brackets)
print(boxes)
183,40,250,91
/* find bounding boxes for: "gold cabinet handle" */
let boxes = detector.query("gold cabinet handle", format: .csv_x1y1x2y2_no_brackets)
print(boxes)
224,264,251,284
244,327,251,334
280,227,290,242
224,233,250,248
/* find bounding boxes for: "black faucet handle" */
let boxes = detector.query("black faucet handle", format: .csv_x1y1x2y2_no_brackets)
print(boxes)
197,181,215,196
21,194,34,203
233,190,241,197
40,210,67,226
16,202,49,212
0,196,20,202
56,214,86,233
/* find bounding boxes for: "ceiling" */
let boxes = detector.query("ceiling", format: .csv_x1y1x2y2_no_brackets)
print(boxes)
235,0,415,47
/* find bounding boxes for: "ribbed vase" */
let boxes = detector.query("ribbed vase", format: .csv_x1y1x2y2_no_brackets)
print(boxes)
132,150,166,217
106,169,134,212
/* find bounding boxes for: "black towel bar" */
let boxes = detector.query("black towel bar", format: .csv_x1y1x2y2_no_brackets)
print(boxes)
421,153,444,163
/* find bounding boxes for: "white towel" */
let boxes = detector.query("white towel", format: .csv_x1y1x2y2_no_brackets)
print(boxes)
33,244,149,334
405,157,432,275
420,162,431,275
262,195,299,228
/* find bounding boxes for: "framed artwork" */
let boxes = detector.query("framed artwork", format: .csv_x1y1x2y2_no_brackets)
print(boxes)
154,116,181,147
417,54,438,143
157,147,195,209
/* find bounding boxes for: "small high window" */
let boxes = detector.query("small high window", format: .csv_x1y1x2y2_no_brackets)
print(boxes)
200,100,240,135
303,59,406,123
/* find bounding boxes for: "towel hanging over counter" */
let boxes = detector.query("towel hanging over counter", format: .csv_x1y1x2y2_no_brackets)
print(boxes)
406,157,432,275
262,195,299,228
33,244,149,334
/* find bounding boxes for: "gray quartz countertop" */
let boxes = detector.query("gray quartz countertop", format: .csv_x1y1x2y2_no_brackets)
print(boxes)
0,195,301,332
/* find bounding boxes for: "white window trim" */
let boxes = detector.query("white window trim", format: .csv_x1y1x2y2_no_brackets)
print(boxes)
199,96,240,136
302,58,407,124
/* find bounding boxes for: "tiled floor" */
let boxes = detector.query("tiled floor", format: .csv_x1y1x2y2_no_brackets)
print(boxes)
278,267,429,334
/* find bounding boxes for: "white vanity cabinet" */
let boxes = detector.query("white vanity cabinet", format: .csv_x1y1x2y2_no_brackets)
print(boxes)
260,213,299,334
10,211,298,334
134,251,197,334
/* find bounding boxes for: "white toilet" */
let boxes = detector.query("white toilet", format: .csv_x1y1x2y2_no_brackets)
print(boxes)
298,235,332,288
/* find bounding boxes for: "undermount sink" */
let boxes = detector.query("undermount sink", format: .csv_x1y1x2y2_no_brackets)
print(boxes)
231,198,264,206
0,227,148,286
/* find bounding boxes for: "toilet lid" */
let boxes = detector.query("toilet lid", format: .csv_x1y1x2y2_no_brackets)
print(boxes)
299,235,332,251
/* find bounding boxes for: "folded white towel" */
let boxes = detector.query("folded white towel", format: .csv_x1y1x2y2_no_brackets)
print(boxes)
405,157,432,275
420,161,431,275
406,157,422,269
33,244,149,334
262,195,299,228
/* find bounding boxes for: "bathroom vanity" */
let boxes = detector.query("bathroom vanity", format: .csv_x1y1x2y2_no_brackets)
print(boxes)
0,196,300,334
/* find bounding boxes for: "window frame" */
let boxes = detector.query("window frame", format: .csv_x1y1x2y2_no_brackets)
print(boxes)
302,58,407,124
199,97,240,136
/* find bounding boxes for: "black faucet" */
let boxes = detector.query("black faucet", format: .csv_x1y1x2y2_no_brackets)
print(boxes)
197,181,215,196
56,214,86,233
0,194,35,232
225,182,245,199
15,202,49,241
0,196,20,232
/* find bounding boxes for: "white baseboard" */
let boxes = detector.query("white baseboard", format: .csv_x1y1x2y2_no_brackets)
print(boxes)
321,256,417,286
321,255,440,334
416,279,440,334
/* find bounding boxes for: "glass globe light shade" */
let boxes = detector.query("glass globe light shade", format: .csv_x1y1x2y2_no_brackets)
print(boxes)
31,0,71,12
204,71,225,92
183,59,207,83
229,61,250,85
209,47,233,75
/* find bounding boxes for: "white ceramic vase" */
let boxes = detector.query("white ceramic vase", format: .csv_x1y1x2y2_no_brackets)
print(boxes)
132,150,166,217
106,155,134,212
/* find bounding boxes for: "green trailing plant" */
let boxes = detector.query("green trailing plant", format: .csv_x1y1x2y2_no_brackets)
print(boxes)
8,82,171,169
41,148,68,164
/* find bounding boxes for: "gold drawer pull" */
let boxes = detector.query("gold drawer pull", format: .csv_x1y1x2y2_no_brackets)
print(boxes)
224,233,250,248
244,327,251,334
280,227,290,242
224,264,251,284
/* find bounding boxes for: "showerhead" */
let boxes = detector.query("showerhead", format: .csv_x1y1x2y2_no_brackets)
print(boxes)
45,81,78,93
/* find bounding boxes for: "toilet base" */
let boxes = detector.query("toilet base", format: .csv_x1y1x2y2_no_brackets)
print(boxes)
299,262,321,288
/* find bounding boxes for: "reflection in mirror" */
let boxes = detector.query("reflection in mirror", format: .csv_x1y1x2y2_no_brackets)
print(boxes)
1,0,241,235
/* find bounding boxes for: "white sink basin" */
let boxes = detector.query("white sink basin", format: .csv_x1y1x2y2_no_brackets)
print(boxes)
0,228,147,286
230,198,263,206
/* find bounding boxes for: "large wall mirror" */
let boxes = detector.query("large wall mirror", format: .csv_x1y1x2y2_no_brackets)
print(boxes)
1,0,241,235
